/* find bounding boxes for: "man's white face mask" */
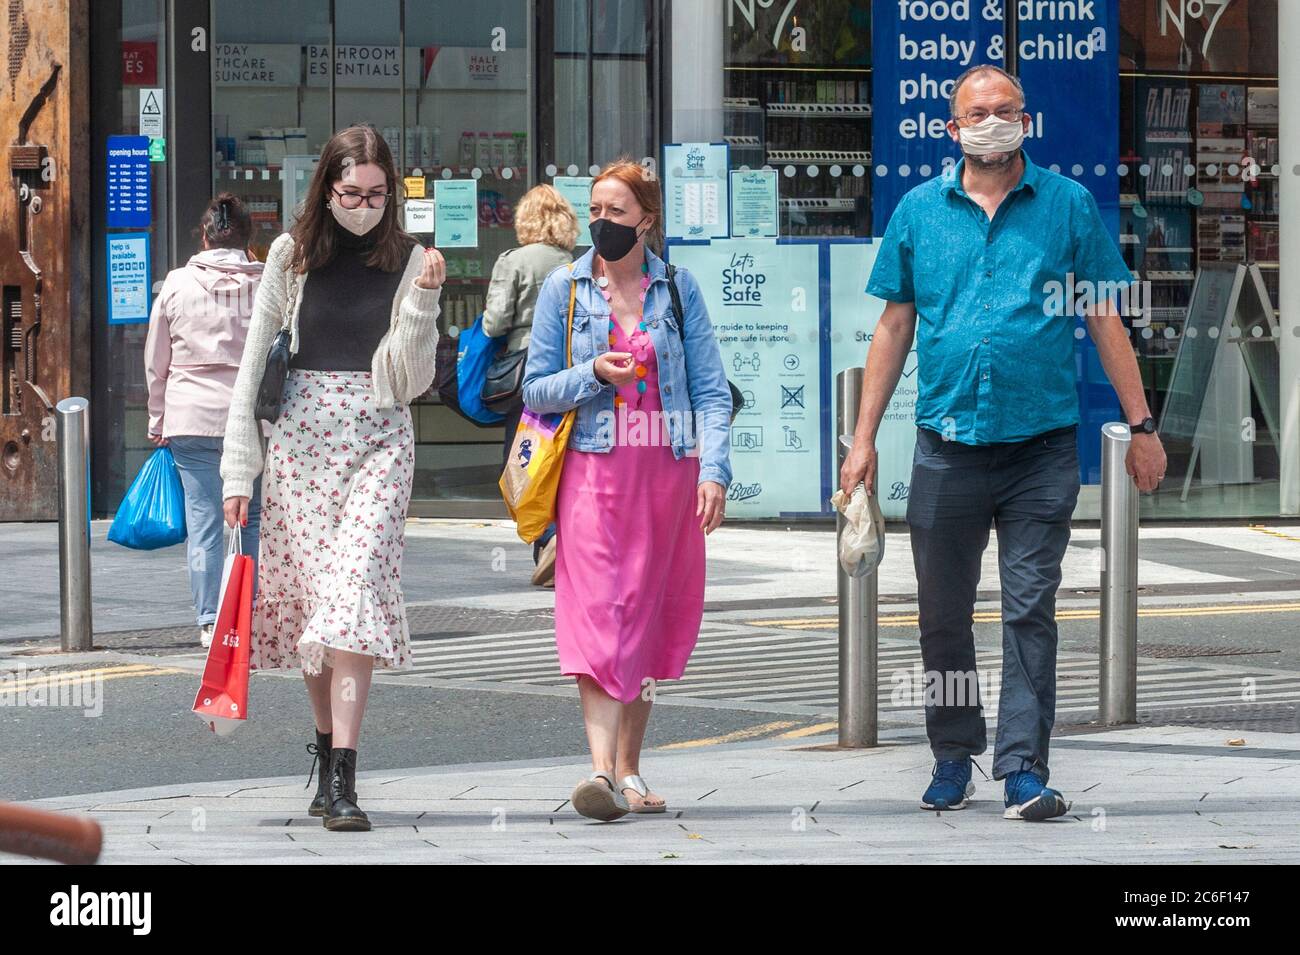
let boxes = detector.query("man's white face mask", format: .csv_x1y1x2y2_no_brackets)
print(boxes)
957,114,1026,157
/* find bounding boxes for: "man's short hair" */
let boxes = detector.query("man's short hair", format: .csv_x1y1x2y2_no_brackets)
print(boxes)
949,65,1026,119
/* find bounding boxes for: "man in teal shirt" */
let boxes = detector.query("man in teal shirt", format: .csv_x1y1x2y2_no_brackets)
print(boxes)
842,64,1167,821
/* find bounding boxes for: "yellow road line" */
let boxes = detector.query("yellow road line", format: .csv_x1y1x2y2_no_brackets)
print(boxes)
749,601,1300,631
1249,524,1300,545
1,665,182,692
657,719,801,750
774,721,839,740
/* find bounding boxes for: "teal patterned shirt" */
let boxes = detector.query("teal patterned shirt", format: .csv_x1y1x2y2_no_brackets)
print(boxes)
867,150,1132,445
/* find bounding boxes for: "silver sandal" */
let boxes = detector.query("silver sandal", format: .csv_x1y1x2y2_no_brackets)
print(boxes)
571,770,630,822
620,774,667,814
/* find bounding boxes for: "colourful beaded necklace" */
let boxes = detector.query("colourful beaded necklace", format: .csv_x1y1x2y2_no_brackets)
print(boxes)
598,259,652,411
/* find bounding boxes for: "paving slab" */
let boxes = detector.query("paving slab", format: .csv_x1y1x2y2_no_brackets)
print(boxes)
10,725,1298,865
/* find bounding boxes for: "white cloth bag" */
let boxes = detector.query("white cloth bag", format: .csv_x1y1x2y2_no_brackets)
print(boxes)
829,483,886,577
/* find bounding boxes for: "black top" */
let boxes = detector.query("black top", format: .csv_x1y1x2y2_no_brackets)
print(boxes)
290,223,407,372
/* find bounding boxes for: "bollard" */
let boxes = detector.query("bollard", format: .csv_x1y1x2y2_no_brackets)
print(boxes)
56,397,92,652
1099,421,1138,724
836,368,878,747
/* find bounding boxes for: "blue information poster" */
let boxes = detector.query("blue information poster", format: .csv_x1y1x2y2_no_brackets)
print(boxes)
663,143,729,240
107,233,151,325
106,135,152,229
729,169,779,239
434,179,478,248
553,176,593,247
668,240,822,517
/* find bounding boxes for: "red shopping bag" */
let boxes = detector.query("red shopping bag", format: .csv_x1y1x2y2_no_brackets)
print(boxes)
192,533,253,736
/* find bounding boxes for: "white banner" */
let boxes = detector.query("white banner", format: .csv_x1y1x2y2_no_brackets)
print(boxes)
421,46,526,90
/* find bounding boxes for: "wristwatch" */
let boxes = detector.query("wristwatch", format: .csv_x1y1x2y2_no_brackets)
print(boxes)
1129,416,1156,435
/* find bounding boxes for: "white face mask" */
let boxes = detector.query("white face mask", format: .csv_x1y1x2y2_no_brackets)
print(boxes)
329,198,384,236
957,114,1026,157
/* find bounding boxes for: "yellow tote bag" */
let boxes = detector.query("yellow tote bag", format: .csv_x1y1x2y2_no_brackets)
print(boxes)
499,264,577,543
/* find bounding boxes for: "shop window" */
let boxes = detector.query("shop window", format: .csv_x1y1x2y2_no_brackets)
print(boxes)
723,0,871,238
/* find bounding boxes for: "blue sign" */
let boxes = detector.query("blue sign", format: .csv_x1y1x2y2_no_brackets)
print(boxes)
870,2,1000,236
107,233,151,325
106,135,152,228
1014,1,1122,483
870,2,1123,485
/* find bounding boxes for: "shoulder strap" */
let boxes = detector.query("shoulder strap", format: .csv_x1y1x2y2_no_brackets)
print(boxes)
278,236,299,333
665,263,685,340
565,262,576,369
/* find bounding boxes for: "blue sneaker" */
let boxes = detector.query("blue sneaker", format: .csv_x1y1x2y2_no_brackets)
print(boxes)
1003,770,1070,821
920,759,974,811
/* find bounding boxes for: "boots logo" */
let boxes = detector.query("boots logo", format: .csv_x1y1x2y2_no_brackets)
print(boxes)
49,885,152,935
727,481,762,502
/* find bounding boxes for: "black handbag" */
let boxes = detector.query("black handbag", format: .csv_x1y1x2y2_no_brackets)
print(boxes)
665,263,745,421
481,345,529,414
253,264,300,424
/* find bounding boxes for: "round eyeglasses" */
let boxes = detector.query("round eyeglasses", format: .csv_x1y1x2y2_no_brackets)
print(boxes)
331,187,389,210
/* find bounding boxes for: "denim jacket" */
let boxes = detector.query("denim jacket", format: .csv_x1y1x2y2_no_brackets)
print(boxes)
521,246,732,489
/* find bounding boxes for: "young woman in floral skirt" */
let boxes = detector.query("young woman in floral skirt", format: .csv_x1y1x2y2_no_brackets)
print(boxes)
220,125,444,832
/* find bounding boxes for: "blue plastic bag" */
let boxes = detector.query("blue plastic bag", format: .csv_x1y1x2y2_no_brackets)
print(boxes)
107,446,187,550
455,314,507,425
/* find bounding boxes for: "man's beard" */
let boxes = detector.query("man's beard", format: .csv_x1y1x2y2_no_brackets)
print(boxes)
964,149,1017,170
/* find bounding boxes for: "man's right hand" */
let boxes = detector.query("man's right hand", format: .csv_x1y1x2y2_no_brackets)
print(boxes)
840,441,878,497
223,496,250,529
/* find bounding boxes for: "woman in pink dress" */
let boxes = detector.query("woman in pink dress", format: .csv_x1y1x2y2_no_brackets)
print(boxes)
520,159,733,821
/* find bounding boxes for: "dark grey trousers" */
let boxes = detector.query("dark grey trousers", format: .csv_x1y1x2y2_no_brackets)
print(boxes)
905,425,1081,782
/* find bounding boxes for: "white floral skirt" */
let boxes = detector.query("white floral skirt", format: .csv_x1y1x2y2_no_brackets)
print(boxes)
252,369,414,675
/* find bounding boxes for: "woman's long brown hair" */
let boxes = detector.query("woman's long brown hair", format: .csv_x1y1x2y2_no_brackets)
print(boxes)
289,124,414,274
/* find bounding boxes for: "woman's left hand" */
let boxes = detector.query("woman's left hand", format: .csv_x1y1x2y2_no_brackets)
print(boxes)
697,480,725,535
415,246,445,289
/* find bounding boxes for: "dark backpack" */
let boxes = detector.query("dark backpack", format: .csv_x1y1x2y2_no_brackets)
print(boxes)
664,263,745,421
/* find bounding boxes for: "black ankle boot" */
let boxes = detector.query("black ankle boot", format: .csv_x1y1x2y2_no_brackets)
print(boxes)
306,730,332,817
323,747,370,832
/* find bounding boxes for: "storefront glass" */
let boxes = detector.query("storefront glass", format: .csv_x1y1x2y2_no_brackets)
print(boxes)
671,0,1284,522
87,1,1288,525
90,0,171,509
209,0,533,506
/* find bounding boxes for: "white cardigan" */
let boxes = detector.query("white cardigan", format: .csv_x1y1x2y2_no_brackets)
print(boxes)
219,232,441,501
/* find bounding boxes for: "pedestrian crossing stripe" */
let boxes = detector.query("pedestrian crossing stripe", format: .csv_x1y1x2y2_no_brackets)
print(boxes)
163,613,1300,720
394,621,1300,719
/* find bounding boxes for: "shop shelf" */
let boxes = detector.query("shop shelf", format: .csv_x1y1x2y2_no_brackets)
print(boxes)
765,103,871,117
766,150,871,165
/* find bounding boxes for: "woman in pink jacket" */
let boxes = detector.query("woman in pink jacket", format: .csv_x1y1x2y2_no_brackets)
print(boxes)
144,194,264,647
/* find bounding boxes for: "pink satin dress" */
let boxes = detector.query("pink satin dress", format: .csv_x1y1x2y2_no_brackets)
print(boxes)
553,314,705,703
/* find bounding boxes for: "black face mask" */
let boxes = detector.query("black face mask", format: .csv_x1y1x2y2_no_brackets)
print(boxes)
589,216,646,262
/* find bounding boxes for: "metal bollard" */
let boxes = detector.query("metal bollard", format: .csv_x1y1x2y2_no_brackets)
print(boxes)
836,368,878,747
1099,421,1138,724
56,397,93,652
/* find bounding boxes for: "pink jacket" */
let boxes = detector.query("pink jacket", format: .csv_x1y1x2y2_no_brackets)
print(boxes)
144,248,264,438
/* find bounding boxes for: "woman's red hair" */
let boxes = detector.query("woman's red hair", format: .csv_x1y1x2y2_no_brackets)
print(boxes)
591,156,664,254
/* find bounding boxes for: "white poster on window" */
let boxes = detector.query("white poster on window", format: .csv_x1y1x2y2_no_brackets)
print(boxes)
420,47,527,90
